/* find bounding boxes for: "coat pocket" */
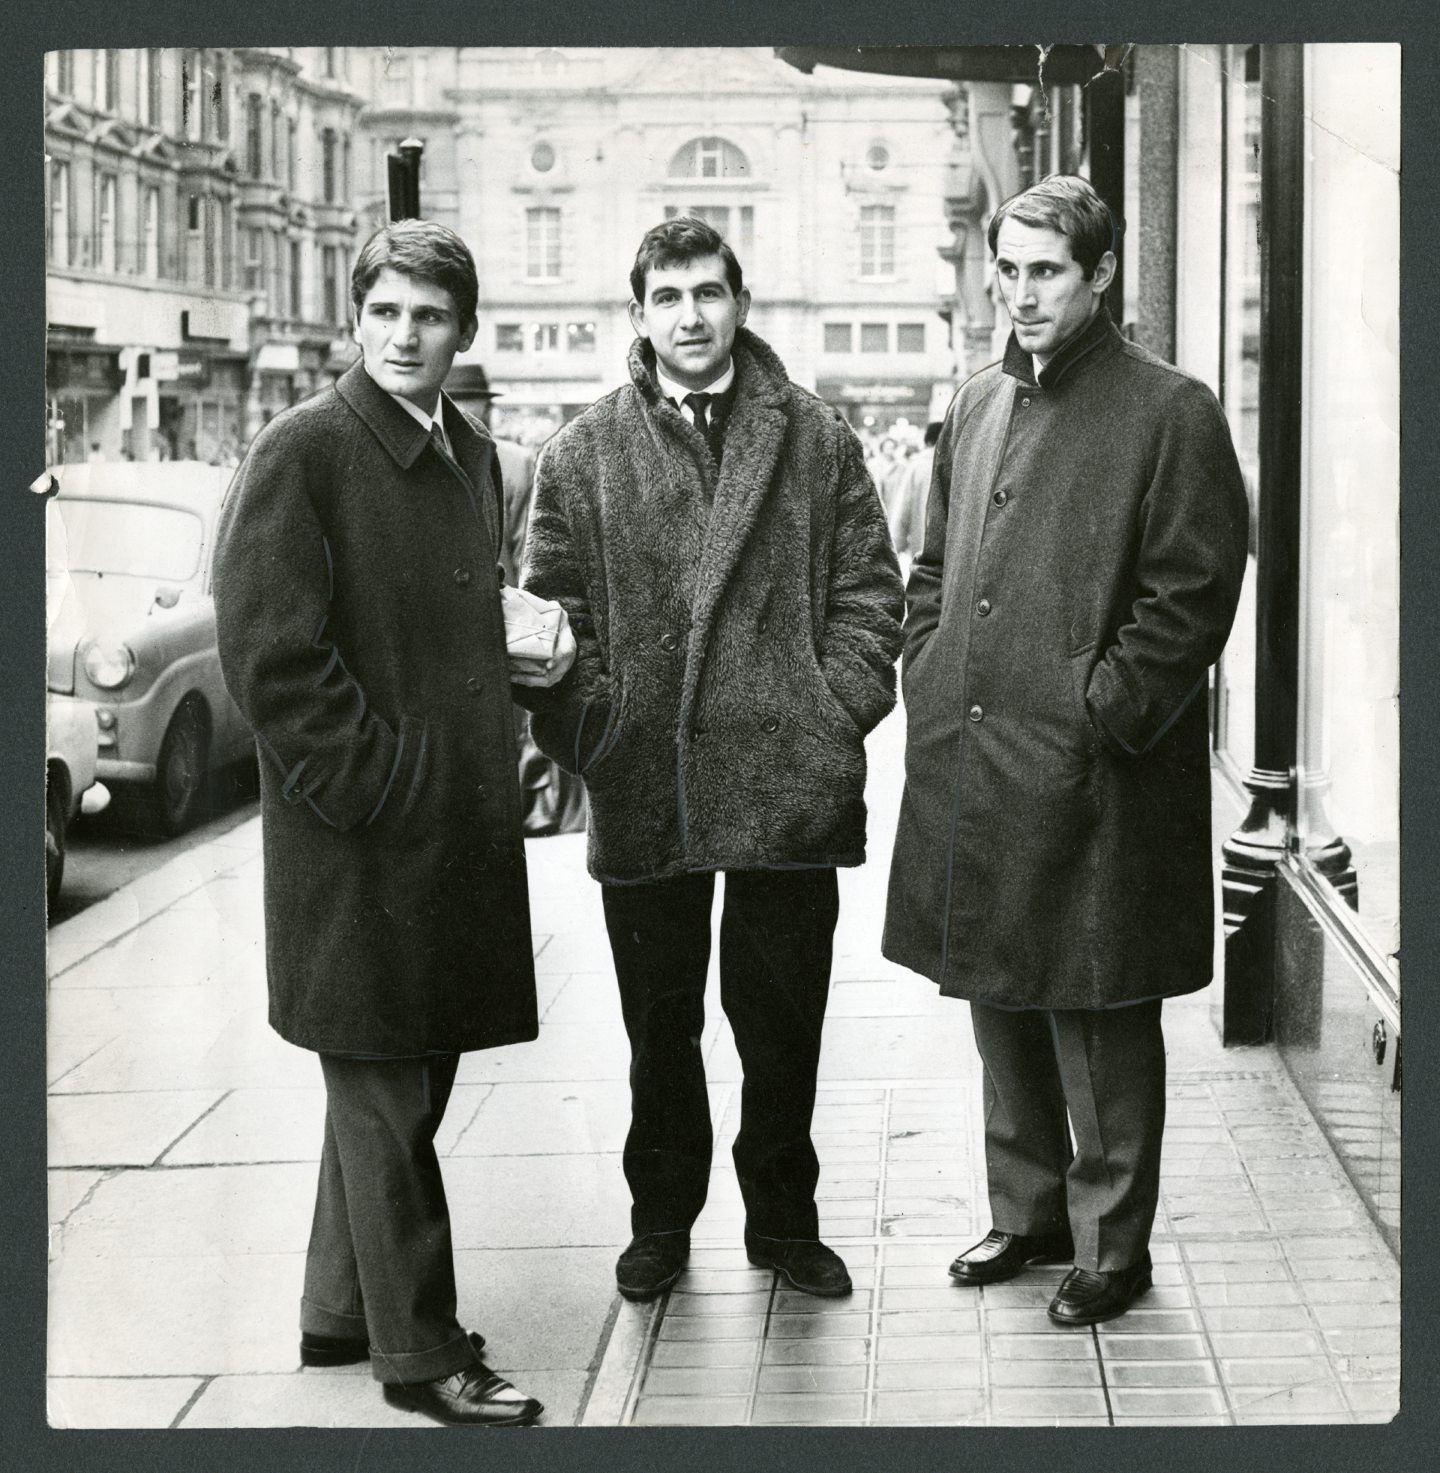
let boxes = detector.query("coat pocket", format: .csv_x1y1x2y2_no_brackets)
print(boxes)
579,676,630,781
1068,647,1103,757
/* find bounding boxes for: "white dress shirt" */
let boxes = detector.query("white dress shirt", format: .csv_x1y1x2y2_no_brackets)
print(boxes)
388,391,453,459
656,359,735,426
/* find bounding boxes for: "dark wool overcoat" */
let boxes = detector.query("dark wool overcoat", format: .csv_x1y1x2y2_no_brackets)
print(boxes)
517,328,904,883
213,362,539,1054
882,310,1249,1009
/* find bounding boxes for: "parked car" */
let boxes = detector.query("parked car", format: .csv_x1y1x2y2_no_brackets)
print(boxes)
46,463,254,834
45,692,108,909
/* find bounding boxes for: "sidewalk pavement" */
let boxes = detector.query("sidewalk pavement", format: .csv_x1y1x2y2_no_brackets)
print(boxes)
45,705,1400,1429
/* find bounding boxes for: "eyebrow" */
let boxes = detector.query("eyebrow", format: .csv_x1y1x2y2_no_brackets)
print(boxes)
995,255,1068,271
650,278,728,298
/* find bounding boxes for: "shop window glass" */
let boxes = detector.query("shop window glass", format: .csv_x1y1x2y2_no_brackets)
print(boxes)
566,322,596,352
496,324,524,352
1295,46,1400,966
1213,43,1263,777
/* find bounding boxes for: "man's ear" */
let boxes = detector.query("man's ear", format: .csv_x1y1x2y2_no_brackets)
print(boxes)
735,286,751,329
626,297,647,339
1091,251,1117,296
458,316,478,354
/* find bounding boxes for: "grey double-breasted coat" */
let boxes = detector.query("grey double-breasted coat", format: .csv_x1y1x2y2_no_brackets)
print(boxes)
213,362,539,1055
882,311,1249,1010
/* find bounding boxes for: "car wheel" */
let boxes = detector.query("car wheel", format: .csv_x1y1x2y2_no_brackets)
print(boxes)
153,701,211,835
46,772,67,910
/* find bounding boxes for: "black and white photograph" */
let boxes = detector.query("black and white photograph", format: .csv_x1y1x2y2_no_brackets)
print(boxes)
26,37,1403,1438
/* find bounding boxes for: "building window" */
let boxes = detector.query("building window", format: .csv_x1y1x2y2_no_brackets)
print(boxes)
95,49,119,113
866,143,890,172
530,323,560,352
526,207,561,280
824,323,853,354
143,186,160,277
56,50,75,95
566,321,597,352
323,47,337,78
272,101,283,181
322,245,338,324
379,51,410,107
343,137,352,201
48,159,71,268
860,323,888,353
496,324,524,352
182,51,201,140
97,173,118,274
663,204,754,257
530,141,556,174
244,228,262,291
860,205,895,278
246,94,263,178
288,118,298,192
669,136,750,179
145,49,162,127
897,323,926,353
322,129,337,203
290,240,303,319
213,54,229,141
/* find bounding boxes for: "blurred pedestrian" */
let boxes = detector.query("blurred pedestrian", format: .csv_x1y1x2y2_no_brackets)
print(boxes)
888,420,941,556
884,175,1249,1326
214,220,572,1426
519,215,904,1304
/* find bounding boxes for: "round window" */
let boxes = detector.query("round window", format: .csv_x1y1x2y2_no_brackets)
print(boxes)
867,144,890,172
531,142,556,173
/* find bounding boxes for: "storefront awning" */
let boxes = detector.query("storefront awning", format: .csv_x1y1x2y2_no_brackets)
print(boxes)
774,45,1123,87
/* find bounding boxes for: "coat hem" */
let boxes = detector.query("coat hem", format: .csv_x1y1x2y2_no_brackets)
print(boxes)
592,850,866,886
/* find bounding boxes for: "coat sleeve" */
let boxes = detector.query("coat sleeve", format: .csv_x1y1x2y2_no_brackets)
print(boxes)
900,399,958,667
1085,384,1251,756
513,437,615,773
213,419,426,831
817,424,905,735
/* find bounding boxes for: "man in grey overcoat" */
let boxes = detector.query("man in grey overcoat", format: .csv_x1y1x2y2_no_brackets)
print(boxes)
519,216,904,1303
883,176,1249,1325
214,221,572,1424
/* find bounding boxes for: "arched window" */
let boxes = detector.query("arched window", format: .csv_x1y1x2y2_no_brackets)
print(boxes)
669,136,750,180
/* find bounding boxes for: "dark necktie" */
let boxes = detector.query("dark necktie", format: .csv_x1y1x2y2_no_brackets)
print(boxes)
682,392,713,439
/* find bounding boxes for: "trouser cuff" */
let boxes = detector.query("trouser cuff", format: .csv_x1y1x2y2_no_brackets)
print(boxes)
368,1329,479,1386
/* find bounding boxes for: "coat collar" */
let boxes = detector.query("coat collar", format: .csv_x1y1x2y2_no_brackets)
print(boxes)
1001,303,1120,390
335,360,494,474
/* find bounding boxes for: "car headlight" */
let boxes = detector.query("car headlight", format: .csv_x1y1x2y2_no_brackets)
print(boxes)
83,640,136,690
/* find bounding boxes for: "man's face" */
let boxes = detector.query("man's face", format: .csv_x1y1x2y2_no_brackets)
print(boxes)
354,266,476,412
627,254,750,391
994,219,1115,369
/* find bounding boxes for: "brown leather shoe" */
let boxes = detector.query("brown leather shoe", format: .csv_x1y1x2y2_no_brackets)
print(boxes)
383,1363,543,1426
301,1327,485,1368
948,1228,1075,1286
1047,1252,1153,1325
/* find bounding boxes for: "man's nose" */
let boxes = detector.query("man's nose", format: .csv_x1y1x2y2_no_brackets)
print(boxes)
395,312,420,343
1015,274,1038,305
679,294,704,324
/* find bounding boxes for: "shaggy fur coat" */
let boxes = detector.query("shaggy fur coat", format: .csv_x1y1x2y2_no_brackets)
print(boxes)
518,328,904,883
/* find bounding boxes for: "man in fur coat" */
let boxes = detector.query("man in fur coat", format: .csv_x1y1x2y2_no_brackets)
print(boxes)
519,216,904,1302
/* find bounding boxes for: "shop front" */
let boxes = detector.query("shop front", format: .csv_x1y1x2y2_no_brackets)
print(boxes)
814,376,946,439
46,341,123,463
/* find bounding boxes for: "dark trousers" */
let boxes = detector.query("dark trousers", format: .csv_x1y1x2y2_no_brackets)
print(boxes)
300,1052,481,1385
601,867,840,1240
969,999,1167,1273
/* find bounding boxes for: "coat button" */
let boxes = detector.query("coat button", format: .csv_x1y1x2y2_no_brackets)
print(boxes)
977,598,992,617
659,632,679,652
692,726,707,740
992,489,1008,507
466,676,483,695
1021,396,1031,408
475,784,488,801
968,704,984,723
453,568,472,586
761,715,780,733
757,616,769,634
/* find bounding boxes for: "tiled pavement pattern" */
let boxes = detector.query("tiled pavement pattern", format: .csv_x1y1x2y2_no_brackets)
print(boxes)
615,1060,1401,1427
45,703,1400,1427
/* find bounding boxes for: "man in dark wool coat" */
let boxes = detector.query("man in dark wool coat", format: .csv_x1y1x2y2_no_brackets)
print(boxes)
883,176,1249,1326
213,221,573,1424
518,216,904,1303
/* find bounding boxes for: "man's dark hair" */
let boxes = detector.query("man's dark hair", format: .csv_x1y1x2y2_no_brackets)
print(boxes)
629,216,744,303
986,174,1121,280
351,220,479,326
924,421,942,448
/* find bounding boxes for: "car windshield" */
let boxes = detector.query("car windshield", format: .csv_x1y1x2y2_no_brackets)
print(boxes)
56,500,205,582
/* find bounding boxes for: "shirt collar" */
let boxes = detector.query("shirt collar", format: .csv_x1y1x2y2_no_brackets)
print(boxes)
656,357,735,409
387,389,449,445
1001,303,1117,389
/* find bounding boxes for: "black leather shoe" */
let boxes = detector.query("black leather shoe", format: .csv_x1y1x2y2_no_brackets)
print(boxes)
383,1364,543,1426
301,1327,485,1368
745,1230,853,1298
616,1231,690,1302
1047,1252,1153,1326
948,1228,1075,1286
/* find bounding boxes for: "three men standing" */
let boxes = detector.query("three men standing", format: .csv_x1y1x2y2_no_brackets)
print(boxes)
884,176,1249,1324
214,222,570,1425
520,217,905,1301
